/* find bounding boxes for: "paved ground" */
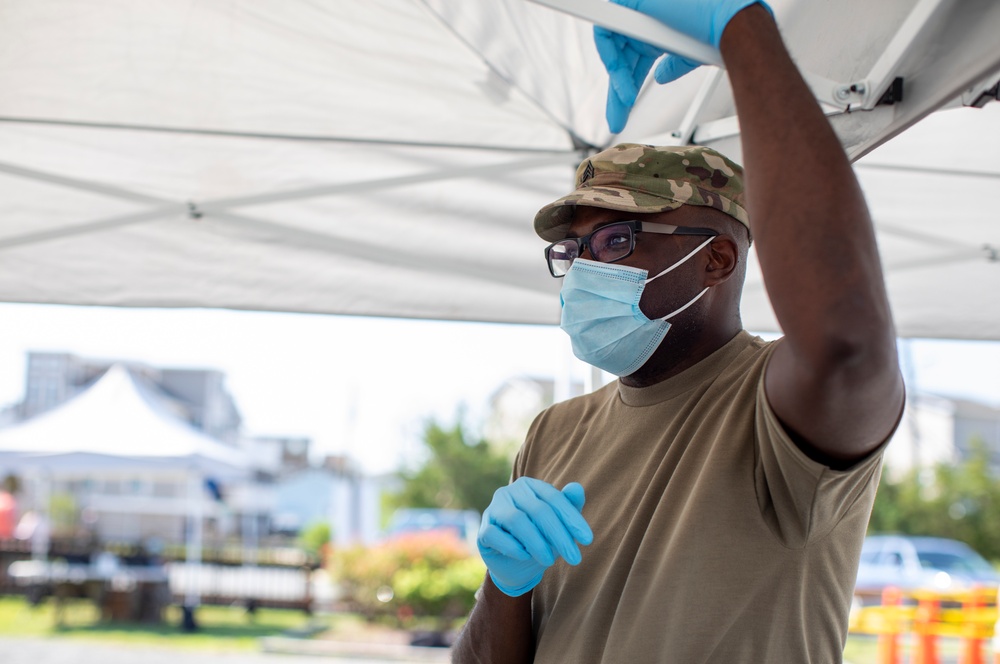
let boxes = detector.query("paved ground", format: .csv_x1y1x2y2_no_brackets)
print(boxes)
0,637,452,664
2,636,974,664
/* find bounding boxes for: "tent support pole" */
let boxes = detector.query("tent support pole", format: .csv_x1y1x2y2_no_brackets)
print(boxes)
528,0,850,110
857,0,956,110
198,153,582,211
31,471,51,563
672,69,725,145
183,473,203,631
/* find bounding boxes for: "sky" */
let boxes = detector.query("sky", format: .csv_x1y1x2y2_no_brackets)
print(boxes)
0,302,998,475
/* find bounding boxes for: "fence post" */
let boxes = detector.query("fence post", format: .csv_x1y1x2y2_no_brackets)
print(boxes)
879,586,902,664
914,592,939,664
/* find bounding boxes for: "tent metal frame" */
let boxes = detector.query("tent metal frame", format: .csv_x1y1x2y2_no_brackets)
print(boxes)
0,152,585,254
532,0,852,110
526,0,1000,276
0,0,996,336
3,0,996,261
530,0,1000,162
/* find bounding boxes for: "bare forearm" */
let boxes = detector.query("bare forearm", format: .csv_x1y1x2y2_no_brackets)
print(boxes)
721,6,895,354
719,6,903,460
452,575,535,664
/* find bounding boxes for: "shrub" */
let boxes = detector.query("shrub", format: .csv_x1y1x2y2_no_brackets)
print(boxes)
331,530,485,628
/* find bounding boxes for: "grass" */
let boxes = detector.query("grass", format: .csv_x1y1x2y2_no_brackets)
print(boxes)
843,634,879,663
843,633,967,664
0,596,324,651
7,595,969,659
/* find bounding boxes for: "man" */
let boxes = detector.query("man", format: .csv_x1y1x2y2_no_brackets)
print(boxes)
453,1,904,661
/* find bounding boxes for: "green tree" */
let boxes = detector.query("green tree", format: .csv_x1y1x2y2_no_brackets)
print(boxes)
49,493,79,536
869,437,1000,561
390,417,511,516
297,520,332,557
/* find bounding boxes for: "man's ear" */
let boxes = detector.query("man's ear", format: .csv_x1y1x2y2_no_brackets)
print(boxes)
704,235,740,286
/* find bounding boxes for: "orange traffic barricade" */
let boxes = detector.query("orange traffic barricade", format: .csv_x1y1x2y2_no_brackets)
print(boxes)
858,586,999,664
913,592,939,664
878,586,902,664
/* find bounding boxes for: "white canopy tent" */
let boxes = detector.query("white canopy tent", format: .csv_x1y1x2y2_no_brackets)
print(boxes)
0,364,248,477
0,365,248,607
0,0,998,337
0,363,248,548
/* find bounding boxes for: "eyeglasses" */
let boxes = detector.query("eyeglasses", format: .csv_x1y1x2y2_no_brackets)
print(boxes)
544,220,719,277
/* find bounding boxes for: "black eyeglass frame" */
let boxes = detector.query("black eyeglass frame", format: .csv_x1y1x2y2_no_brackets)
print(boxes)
544,220,719,278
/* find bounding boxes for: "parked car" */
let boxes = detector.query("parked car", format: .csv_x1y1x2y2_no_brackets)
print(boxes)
854,534,1000,604
384,508,481,550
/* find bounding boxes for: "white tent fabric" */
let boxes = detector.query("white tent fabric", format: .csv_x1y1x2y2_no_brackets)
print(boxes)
0,365,248,476
0,1,998,337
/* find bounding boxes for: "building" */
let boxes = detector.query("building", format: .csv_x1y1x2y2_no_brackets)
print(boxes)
884,393,1000,477
269,457,385,546
483,376,586,458
240,435,312,480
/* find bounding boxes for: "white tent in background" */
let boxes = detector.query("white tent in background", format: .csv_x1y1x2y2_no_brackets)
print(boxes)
0,365,248,477
0,365,248,608
0,364,248,547
0,1,997,339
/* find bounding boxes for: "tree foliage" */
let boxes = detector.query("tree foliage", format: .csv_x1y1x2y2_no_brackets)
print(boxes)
869,437,1000,561
297,520,332,557
390,417,511,516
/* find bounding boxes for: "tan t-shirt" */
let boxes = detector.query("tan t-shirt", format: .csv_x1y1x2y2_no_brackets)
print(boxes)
512,331,886,663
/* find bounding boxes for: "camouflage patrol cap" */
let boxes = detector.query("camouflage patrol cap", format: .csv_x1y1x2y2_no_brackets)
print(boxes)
534,143,749,242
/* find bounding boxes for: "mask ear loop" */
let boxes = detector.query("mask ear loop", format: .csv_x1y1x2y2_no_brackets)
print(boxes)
642,235,716,322
644,235,716,284
658,287,710,322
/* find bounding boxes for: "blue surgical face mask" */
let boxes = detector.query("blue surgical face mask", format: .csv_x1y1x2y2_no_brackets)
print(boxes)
559,236,715,377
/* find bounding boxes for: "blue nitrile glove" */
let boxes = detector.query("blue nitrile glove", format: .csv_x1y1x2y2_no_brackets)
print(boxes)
477,477,593,597
594,0,773,133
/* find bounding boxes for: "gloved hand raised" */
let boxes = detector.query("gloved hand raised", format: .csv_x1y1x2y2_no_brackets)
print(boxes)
595,0,773,133
477,477,593,597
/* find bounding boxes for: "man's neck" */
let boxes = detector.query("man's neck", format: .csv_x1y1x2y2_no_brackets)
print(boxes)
620,323,743,388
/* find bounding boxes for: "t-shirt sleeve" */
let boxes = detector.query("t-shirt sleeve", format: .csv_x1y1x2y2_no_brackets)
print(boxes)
511,446,525,482
511,407,548,482
753,368,888,549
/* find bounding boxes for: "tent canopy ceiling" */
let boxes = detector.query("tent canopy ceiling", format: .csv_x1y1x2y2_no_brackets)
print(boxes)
0,0,998,338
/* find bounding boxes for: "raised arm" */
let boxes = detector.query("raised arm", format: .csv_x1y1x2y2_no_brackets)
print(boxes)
719,6,904,466
597,1,904,466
